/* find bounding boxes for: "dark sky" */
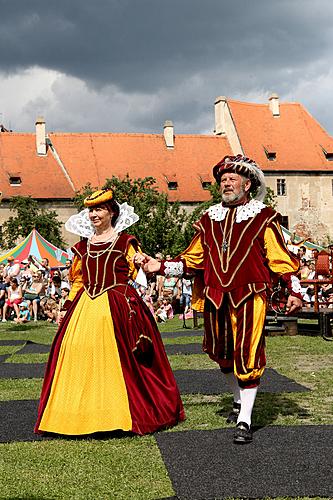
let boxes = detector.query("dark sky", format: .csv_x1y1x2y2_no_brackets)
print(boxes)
1,0,333,134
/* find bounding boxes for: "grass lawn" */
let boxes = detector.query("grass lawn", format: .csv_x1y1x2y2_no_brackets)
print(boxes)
0,319,332,499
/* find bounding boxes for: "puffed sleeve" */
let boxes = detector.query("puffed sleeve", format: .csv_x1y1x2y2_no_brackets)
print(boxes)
125,243,141,281
265,220,302,299
61,255,84,310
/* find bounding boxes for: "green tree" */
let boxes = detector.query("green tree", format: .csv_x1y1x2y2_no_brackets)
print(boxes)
1,196,66,249
73,175,189,256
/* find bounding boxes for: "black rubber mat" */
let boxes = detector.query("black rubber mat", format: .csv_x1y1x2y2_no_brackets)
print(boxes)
0,354,10,363
156,425,333,499
0,339,25,346
17,342,51,354
0,363,46,378
161,330,204,339
0,400,45,442
164,343,203,355
173,368,310,394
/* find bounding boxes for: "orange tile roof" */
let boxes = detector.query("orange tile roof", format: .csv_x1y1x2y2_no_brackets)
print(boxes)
228,100,333,171
49,133,232,202
0,133,75,199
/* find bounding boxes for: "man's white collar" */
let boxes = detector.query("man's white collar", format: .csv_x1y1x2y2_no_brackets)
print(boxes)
207,199,266,223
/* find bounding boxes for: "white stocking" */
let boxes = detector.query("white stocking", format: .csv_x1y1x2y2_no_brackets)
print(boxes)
237,386,258,427
224,372,241,404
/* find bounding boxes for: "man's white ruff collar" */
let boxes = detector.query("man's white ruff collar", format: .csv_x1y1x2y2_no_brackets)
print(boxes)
207,199,266,223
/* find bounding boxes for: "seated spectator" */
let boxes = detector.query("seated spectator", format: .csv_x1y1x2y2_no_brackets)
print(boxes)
48,275,69,301
43,298,59,323
155,298,174,323
14,301,31,324
4,256,21,280
2,277,23,322
20,259,33,283
22,270,46,321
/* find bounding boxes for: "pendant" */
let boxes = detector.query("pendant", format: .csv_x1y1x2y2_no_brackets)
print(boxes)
222,239,228,252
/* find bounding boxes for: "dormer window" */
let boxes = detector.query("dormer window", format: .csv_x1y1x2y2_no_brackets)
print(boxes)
201,181,212,189
9,176,22,185
321,145,333,161
263,147,276,161
167,181,178,190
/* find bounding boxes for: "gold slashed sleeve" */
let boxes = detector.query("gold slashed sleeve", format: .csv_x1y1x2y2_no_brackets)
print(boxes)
264,222,299,275
180,232,205,312
125,243,140,281
67,255,84,302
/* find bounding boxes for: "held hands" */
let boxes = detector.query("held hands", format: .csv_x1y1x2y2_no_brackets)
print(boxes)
285,295,302,315
132,253,162,274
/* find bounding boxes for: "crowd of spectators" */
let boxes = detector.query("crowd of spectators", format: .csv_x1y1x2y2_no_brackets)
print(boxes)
0,252,193,325
295,245,333,308
0,255,72,324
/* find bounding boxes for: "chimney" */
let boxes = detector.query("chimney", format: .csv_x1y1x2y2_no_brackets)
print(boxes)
35,116,47,155
269,93,280,117
163,120,174,148
214,96,227,135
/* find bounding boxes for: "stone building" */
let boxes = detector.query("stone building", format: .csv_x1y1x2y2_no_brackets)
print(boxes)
0,95,332,247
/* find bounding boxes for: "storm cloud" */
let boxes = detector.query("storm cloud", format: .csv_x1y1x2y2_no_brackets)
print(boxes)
0,0,333,133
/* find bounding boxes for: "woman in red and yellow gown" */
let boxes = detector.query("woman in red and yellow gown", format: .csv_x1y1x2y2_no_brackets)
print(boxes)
34,189,185,436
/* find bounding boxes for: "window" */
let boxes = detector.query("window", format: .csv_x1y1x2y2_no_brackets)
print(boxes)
167,181,178,190
201,181,211,190
9,176,22,185
280,216,289,229
264,147,276,161
321,146,333,161
277,178,286,196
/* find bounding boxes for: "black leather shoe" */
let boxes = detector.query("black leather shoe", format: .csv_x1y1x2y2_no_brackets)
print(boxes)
226,402,241,424
233,421,253,444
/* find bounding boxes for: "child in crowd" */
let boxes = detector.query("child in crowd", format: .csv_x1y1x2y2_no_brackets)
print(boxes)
155,298,174,322
14,302,31,324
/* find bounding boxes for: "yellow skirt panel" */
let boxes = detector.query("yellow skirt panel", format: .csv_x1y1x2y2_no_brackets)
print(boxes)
39,291,132,435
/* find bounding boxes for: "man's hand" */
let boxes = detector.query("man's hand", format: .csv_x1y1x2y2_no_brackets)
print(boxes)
285,295,302,315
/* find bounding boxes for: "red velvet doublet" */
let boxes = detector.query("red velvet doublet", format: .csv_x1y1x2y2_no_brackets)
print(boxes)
195,206,279,308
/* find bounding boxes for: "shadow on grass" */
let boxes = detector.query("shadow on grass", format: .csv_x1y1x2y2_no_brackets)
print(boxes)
3,324,45,333
254,393,310,431
216,392,310,430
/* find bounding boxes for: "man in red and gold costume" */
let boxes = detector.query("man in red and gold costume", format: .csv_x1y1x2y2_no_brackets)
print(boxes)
139,155,302,444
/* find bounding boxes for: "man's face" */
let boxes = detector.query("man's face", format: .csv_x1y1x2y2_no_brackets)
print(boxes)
220,173,251,205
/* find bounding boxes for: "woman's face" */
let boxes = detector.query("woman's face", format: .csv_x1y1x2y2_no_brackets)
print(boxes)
88,205,112,230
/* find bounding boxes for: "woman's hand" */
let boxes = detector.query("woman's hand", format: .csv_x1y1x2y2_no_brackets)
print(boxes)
132,253,162,274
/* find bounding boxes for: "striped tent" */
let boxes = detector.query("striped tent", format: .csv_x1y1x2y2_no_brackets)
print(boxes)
281,225,325,253
0,229,70,266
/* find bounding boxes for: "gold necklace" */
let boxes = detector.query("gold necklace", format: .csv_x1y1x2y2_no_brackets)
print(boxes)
220,208,234,253
87,234,119,259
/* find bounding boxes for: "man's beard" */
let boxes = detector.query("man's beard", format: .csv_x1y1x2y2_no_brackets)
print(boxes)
221,187,246,205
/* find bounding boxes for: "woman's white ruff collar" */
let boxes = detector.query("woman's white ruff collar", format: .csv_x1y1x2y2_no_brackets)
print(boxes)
207,199,266,223
65,202,139,238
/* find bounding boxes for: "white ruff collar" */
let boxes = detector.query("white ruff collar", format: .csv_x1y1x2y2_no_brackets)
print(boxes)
207,199,266,223
65,202,139,238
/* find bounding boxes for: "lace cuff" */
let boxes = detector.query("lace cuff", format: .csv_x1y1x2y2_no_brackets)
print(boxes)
161,258,185,277
280,273,303,300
